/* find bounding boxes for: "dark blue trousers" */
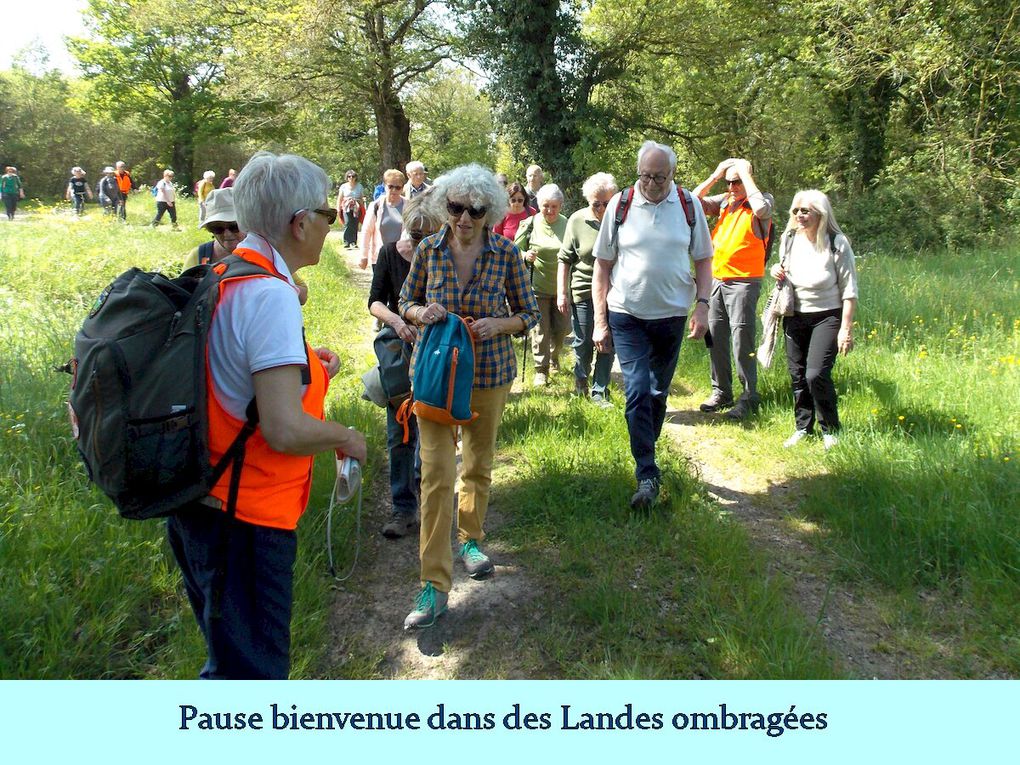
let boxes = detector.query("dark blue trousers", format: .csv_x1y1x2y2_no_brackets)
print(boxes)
609,311,686,480
167,504,296,680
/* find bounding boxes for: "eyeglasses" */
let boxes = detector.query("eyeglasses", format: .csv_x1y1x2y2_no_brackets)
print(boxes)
725,178,743,186
208,223,240,237
346,174,357,179
509,197,526,204
591,200,609,210
792,207,815,215
290,207,338,225
387,184,402,191
638,173,670,184
447,200,487,219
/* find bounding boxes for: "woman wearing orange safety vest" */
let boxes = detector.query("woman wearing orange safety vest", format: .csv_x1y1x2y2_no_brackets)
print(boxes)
166,151,366,679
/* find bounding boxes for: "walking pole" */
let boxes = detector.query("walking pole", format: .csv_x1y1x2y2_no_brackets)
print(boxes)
521,261,534,381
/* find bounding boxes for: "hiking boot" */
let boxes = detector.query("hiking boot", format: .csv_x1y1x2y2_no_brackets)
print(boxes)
724,398,758,421
630,477,661,510
403,582,448,630
699,391,734,412
533,372,548,387
822,433,839,450
460,539,494,579
783,429,809,448
381,511,418,539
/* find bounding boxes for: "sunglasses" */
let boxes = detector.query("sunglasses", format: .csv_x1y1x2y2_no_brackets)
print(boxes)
290,207,338,225
591,200,609,210
725,178,743,186
447,200,487,219
387,184,402,190
509,197,526,204
409,229,426,241
208,223,240,236
792,207,815,215
346,174,357,179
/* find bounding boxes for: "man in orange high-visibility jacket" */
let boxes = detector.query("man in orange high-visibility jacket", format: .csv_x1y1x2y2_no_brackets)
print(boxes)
165,152,367,679
693,158,774,420
114,161,135,221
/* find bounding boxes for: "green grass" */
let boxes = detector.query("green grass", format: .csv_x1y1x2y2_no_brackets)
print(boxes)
672,246,1019,675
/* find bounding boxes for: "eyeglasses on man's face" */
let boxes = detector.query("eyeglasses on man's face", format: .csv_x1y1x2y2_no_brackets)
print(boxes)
447,199,487,220
725,178,743,186
290,207,338,225
638,172,670,184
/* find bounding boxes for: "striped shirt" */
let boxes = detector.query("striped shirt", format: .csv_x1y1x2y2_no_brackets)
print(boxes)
399,225,541,389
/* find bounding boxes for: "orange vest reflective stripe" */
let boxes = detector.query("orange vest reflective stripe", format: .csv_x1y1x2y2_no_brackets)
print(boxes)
711,201,767,280
206,247,328,530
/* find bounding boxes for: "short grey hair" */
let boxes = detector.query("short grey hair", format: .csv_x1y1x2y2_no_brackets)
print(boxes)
428,163,508,227
402,188,445,233
233,151,330,245
582,172,618,202
636,140,677,174
405,160,425,175
536,183,564,207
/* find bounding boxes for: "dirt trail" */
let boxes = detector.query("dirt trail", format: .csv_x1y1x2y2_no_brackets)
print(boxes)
663,410,921,678
327,236,540,678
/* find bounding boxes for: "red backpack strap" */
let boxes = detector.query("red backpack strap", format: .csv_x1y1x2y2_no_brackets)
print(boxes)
678,187,695,228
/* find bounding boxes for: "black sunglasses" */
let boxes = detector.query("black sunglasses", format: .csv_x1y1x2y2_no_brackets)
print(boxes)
792,207,815,215
447,200,487,219
725,178,743,186
387,184,402,190
208,223,240,236
290,207,338,225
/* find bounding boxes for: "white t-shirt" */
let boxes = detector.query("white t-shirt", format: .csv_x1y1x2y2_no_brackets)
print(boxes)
208,233,307,420
155,179,176,204
784,231,859,313
593,183,713,320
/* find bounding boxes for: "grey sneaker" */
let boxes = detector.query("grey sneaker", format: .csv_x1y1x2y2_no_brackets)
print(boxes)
630,477,661,510
533,372,548,387
403,582,448,630
699,391,734,412
725,398,758,420
784,429,809,448
591,392,612,409
381,511,418,539
460,539,494,578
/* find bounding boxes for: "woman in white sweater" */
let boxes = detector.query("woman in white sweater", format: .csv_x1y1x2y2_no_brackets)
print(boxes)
770,190,858,449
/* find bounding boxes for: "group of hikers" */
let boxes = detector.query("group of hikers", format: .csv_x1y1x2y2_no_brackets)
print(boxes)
74,140,857,679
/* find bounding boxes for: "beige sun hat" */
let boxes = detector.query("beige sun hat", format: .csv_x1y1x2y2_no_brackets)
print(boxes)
199,187,237,230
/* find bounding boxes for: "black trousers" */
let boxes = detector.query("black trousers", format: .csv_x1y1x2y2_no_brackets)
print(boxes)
152,201,177,225
166,504,297,680
783,309,842,434
2,193,17,219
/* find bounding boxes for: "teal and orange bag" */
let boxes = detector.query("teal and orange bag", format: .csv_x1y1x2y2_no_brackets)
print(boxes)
396,313,478,439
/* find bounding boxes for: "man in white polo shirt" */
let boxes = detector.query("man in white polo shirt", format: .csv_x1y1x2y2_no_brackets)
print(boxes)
592,140,713,509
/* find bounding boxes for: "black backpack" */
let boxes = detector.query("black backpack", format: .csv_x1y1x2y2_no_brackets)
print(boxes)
373,325,412,405
64,256,274,520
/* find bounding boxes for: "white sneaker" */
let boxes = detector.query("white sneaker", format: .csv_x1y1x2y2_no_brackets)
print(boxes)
533,372,547,387
783,429,809,448
823,433,839,450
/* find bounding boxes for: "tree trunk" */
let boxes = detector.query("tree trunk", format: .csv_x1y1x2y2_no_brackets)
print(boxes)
169,73,196,192
373,83,412,176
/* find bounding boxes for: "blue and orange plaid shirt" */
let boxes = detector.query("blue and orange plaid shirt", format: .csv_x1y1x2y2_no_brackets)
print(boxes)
399,225,541,389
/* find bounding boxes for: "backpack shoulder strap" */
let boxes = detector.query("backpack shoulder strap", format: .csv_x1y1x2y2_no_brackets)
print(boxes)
197,240,216,265
610,186,635,251
678,187,695,229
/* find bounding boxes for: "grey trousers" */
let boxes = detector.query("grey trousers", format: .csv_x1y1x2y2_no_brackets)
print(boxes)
708,278,762,402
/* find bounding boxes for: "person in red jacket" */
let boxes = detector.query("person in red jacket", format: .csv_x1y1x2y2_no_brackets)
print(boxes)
166,151,366,679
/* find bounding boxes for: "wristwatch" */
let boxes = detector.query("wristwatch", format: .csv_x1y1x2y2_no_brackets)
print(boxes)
696,297,710,307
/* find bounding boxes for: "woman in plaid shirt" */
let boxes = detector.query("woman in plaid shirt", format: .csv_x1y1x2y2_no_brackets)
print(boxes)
398,164,540,630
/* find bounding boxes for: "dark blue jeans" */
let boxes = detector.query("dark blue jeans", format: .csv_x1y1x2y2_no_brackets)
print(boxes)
386,402,421,516
167,505,296,680
609,311,686,480
572,298,615,398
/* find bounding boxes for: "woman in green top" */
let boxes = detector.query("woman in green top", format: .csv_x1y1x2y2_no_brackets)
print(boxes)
557,172,618,404
2,167,24,220
515,183,569,386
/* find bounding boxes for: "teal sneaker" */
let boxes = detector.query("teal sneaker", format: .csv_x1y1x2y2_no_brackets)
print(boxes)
459,539,494,579
403,582,448,630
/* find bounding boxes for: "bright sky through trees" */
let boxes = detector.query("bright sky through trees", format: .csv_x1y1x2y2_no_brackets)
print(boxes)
7,0,88,74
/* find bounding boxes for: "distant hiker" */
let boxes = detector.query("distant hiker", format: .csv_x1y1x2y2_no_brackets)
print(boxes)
1,166,24,220
514,183,569,387
694,158,775,420
492,182,536,243
166,151,365,679
151,169,179,229
336,169,365,249
114,161,134,220
398,164,539,629
97,166,122,216
197,170,216,222
592,140,713,509
66,166,92,216
524,163,543,209
772,190,858,451
557,172,618,405
360,169,406,271
218,168,237,189
402,161,431,199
